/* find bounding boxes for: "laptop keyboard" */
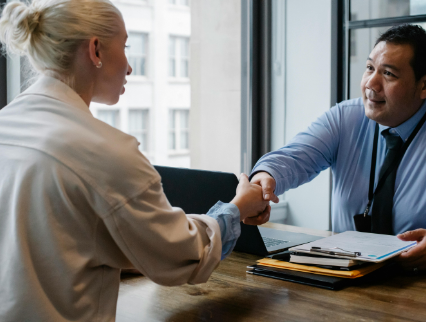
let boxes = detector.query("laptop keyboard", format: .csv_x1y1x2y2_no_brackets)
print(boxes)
262,237,289,247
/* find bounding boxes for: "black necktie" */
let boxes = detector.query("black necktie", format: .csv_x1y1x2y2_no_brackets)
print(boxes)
371,129,403,234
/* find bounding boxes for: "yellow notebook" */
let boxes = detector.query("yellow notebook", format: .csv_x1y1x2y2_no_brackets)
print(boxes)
257,258,385,279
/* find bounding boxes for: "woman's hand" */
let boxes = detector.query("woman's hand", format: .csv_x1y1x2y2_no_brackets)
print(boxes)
231,174,271,225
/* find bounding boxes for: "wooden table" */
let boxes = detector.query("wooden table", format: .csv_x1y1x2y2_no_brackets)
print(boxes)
116,223,426,322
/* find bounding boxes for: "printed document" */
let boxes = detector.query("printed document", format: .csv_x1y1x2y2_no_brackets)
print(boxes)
289,231,416,263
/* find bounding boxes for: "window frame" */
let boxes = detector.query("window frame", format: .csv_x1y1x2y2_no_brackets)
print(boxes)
168,36,190,79
126,32,148,77
0,0,7,109
128,108,150,153
240,0,272,174
97,109,121,129
168,108,190,154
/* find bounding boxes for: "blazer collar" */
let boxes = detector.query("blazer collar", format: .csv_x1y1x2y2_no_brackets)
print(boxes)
19,75,92,115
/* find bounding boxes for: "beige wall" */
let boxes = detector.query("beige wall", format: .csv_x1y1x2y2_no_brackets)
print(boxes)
190,0,241,175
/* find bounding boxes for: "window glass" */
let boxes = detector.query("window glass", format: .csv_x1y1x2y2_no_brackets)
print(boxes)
129,109,149,152
169,37,189,78
351,0,426,21
127,33,147,76
169,109,189,152
169,38,176,77
180,38,189,78
179,110,189,149
97,110,120,128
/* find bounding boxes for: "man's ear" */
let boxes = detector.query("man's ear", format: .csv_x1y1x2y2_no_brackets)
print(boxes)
418,75,426,99
88,37,101,67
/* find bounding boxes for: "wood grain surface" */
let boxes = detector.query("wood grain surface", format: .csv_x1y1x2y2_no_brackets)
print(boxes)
116,224,426,322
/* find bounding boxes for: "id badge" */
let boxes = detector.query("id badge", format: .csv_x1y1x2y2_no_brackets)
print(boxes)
353,213,372,233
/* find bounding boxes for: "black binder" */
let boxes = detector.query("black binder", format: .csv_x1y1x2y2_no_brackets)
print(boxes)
247,262,400,290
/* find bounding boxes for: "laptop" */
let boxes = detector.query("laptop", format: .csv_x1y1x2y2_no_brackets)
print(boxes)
154,166,323,256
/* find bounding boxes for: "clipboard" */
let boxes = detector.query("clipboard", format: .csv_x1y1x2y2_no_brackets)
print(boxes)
289,231,416,263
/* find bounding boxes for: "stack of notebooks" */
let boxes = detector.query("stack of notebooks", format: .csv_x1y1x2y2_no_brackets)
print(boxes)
247,231,416,290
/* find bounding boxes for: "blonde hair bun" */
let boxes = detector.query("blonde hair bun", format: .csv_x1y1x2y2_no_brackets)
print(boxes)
0,1,41,54
0,0,121,79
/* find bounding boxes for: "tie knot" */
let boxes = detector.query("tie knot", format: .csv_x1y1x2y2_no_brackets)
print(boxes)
382,129,403,150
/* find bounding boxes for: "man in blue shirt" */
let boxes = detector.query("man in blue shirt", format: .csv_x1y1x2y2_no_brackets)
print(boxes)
250,24,426,271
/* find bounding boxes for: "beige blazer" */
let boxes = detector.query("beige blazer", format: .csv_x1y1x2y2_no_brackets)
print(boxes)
0,76,221,322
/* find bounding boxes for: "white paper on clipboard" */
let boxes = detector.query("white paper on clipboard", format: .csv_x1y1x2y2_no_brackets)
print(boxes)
289,231,416,263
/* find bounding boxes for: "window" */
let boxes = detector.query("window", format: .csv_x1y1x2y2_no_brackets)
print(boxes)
169,37,189,78
5,0,240,173
169,0,189,6
169,109,189,152
97,110,120,128
129,109,149,152
350,0,426,21
127,33,148,76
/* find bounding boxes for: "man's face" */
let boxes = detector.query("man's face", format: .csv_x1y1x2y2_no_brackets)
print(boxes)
361,41,425,127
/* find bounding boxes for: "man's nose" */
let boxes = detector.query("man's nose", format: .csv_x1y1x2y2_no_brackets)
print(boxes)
127,63,133,76
365,70,382,93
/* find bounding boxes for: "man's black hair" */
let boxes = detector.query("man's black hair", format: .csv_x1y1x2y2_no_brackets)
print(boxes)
375,24,426,81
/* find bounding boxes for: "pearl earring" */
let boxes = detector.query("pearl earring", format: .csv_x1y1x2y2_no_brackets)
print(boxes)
96,61,103,68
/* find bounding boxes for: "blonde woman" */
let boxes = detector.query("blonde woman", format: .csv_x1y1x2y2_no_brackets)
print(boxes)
0,1,270,321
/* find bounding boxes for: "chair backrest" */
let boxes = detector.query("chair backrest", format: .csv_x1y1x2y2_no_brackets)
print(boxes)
154,165,268,256
154,165,238,214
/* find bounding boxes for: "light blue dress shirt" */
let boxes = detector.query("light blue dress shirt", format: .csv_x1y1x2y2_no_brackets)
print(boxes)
252,97,426,234
206,201,241,259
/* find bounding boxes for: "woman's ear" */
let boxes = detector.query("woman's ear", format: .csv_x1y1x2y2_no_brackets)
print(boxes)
88,37,101,67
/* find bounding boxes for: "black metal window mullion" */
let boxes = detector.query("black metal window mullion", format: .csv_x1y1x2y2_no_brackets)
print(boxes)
0,0,6,109
251,0,272,167
349,14,426,30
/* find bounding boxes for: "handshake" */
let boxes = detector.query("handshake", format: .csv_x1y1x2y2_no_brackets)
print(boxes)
231,171,278,225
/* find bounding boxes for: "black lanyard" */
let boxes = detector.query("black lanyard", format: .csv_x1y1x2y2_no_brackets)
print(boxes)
362,111,426,217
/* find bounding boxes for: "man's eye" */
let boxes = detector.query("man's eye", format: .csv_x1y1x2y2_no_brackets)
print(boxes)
366,65,373,71
384,70,395,77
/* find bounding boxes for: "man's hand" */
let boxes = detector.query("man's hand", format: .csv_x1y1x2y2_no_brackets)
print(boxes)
396,229,426,271
231,173,270,225
250,171,279,203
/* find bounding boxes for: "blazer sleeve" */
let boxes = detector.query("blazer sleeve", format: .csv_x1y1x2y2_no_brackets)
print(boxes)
101,178,222,286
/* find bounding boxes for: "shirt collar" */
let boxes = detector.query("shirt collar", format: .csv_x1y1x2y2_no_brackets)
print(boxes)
378,99,426,142
19,75,92,115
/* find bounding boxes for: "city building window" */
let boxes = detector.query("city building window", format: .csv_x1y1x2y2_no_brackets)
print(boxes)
127,32,148,76
169,109,189,151
97,110,120,128
129,109,149,152
169,0,189,6
169,37,189,78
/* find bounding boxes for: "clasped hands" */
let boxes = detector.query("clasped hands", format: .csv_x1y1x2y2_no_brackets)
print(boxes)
245,171,426,272
231,172,279,226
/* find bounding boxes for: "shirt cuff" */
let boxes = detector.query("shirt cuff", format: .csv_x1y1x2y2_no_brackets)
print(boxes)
206,201,241,260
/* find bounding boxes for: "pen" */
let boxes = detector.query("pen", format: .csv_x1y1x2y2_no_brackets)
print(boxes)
310,246,361,257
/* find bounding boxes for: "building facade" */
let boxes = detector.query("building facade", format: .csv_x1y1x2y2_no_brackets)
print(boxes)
91,0,191,168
